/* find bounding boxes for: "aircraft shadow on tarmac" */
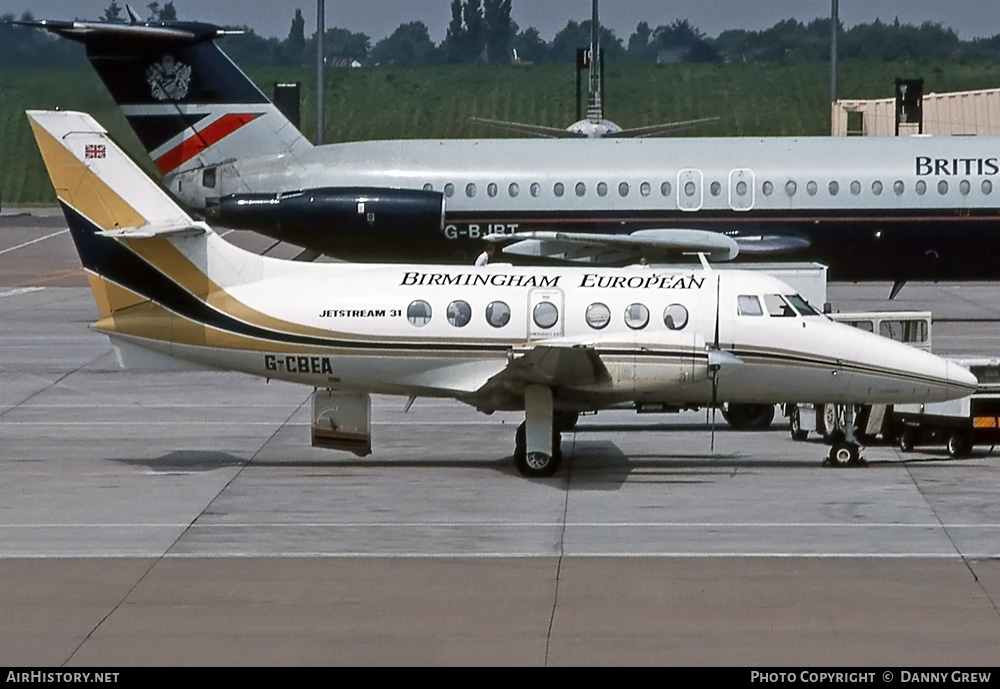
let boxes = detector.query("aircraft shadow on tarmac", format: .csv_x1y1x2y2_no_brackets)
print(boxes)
112,449,247,472
104,439,996,487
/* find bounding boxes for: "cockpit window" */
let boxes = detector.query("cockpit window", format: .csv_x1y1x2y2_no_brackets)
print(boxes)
738,295,763,316
785,294,820,316
764,294,796,317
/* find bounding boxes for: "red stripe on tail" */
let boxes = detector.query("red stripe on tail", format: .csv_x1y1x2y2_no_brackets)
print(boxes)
155,113,261,173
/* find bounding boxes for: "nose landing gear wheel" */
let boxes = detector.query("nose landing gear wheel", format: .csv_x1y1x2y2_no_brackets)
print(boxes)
827,441,864,467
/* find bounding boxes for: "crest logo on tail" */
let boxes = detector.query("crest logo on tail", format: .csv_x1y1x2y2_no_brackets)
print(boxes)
146,56,192,101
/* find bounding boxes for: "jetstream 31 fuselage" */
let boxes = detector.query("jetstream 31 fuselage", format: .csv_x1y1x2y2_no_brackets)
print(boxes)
26,109,978,477
22,16,1000,281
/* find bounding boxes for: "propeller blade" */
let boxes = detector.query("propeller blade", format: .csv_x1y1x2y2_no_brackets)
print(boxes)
710,274,721,452
710,371,719,452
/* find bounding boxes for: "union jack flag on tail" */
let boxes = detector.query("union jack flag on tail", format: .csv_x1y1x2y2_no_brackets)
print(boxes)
84,143,105,159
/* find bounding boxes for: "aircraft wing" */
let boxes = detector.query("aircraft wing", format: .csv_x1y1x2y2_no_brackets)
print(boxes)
490,228,739,264
474,343,611,400
468,117,585,139
607,116,722,138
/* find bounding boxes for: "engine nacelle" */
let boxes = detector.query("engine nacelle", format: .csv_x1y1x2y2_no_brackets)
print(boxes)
206,186,446,260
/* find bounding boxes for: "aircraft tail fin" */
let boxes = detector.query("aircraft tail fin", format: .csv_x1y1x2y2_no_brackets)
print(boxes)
21,19,312,179
27,109,261,325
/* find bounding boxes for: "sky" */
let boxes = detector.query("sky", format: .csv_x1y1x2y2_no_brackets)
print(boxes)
4,1,1000,42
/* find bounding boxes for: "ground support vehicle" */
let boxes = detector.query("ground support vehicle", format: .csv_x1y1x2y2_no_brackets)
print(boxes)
891,358,1000,457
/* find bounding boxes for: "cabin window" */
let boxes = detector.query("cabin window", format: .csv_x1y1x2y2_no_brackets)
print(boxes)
684,181,696,197
465,183,477,198
585,303,611,330
785,181,797,196
937,180,948,195
508,182,520,197
423,183,433,191
960,180,971,195
444,183,455,198
709,181,722,197
663,304,689,330
828,180,839,196
407,300,432,327
660,181,672,196
597,182,608,197
738,295,763,316
983,180,994,195
871,180,883,196
533,302,559,329
554,182,565,197
893,180,905,195
640,182,651,197
735,180,748,197
446,300,472,327
849,180,861,195
624,303,650,330
487,182,498,198
915,180,927,195
530,182,541,197
575,182,587,197
762,181,773,196
785,294,820,316
618,182,630,197
806,181,817,196
485,301,511,328
202,167,216,189
764,294,796,317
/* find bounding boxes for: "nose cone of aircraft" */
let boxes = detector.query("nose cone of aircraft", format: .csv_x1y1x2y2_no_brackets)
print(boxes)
946,359,980,396
864,340,979,404
820,323,979,405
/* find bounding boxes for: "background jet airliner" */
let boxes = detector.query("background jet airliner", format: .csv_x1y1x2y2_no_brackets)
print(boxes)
468,0,720,139
20,14,1000,285
26,109,977,476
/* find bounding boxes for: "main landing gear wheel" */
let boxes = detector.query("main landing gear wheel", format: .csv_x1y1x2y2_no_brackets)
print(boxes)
789,408,808,441
514,422,562,478
827,441,864,467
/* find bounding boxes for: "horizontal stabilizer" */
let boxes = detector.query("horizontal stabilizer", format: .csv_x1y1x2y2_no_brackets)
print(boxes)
608,116,722,138
97,222,207,239
492,228,739,264
468,117,584,138
14,18,228,44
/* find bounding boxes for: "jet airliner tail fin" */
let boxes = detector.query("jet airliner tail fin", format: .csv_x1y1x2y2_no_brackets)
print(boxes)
20,18,312,180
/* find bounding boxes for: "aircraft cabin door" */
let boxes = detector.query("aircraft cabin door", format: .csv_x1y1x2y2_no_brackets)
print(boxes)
527,288,565,340
677,169,703,211
728,168,755,211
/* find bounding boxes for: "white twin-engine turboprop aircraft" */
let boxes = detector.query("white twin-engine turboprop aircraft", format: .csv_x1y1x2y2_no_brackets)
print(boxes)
27,110,978,477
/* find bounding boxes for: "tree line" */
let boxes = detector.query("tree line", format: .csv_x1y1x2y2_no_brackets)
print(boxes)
3,0,1000,67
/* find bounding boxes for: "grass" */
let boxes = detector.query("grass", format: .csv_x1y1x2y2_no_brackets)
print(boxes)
3,60,1000,204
